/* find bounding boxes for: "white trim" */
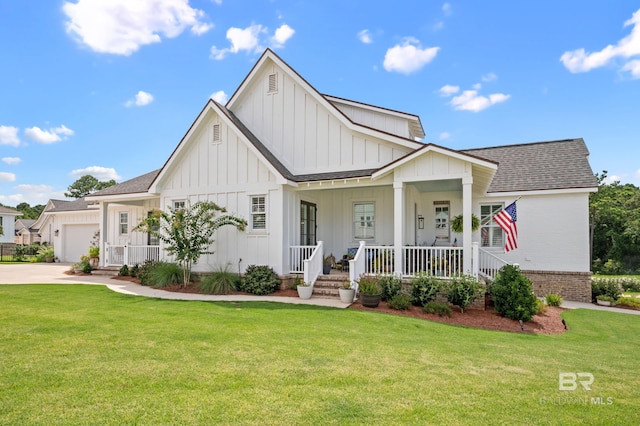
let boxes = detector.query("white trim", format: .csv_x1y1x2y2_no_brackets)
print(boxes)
486,187,598,197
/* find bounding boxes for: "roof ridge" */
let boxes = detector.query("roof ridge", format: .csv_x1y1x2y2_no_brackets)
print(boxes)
462,138,583,152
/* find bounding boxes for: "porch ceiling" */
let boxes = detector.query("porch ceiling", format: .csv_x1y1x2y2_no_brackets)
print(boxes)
410,179,461,193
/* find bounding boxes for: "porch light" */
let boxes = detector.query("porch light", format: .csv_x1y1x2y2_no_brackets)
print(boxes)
54,229,59,236
417,215,424,229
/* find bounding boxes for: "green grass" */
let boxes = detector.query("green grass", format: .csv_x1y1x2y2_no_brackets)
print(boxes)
1,285,639,425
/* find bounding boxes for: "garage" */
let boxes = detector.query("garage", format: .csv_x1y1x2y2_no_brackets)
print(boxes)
62,224,99,263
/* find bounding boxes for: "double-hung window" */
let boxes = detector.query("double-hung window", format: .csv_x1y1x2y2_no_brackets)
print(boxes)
353,203,375,240
119,212,129,235
480,204,503,248
251,196,266,230
172,200,186,211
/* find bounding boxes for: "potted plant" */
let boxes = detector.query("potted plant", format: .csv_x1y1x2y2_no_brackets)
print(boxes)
357,275,381,308
296,278,314,299
38,245,55,263
596,295,615,306
450,214,480,233
323,254,335,275
338,281,355,303
88,245,100,267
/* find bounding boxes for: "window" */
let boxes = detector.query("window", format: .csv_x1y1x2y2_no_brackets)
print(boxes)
353,203,375,240
251,196,266,230
172,200,186,211
434,202,450,243
119,212,128,235
211,124,221,143
268,73,278,93
480,204,503,248
147,211,159,246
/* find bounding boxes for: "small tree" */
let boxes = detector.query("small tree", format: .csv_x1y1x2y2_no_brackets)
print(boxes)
134,201,246,286
490,264,538,322
65,175,117,198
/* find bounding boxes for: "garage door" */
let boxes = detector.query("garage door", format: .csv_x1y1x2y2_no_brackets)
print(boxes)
63,224,99,263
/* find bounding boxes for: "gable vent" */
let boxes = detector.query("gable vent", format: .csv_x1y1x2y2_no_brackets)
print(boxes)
212,124,221,143
268,73,278,93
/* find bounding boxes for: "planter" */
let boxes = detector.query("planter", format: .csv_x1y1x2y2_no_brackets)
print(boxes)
596,299,612,306
45,256,54,263
297,285,314,299
339,287,355,303
89,257,99,267
322,265,331,275
360,293,381,308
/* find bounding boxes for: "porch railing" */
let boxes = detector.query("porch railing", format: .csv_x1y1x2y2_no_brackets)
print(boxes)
289,245,317,274
477,248,510,281
303,241,323,286
403,246,464,277
104,244,161,267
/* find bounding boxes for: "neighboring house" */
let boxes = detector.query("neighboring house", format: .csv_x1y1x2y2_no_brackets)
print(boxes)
0,206,22,244
81,49,597,302
14,219,39,245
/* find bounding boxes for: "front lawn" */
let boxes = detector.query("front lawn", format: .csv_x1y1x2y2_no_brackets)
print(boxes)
1,285,639,425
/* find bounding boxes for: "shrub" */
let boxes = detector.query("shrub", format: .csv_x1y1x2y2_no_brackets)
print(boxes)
620,277,640,292
491,264,538,322
129,264,139,278
119,265,130,276
240,265,279,295
591,278,623,302
387,292,411,310
136,260,157,286
149,262,184,288
410,273,442,306
81,258,93,274
423,301,452,317
357,275,381,295
545,293,563,307
535,299,547,315
291,275,303,290
445,274,484,313
616,297,640,309
199,264,239,295
379,275,402,301
596,295,615,303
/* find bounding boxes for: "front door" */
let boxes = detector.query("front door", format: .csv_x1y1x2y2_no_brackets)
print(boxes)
300,201,317,245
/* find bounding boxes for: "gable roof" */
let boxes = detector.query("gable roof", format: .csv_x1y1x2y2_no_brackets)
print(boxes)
462,138,598,193
15,219,36,230
87,169,160,199
0,206,22,215
47,197,95,213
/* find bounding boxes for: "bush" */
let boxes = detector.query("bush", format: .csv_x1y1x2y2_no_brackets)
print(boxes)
136,260,157,286
81,258,93,274
149,262,184,288
535,299,547,315
445,274,484,313
620,277,640,292
379,275,403,301
357,275,381,295
616,297,640,309
491,265,538,322
591,278,623,302
119,265,130,276
199,264,239,295
545,293,563,307
410,273,442,306
240,265,279,295
423,301,452,317
130,264,139,278
387,292,411,310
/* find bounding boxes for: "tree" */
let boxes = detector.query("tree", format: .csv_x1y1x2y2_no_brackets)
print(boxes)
134,201,247,286
15,202,45,220
65,175,116,198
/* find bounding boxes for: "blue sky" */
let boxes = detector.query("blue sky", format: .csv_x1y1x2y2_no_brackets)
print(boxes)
1,1,639,206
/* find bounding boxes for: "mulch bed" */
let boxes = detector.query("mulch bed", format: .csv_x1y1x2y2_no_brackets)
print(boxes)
108,275,566,334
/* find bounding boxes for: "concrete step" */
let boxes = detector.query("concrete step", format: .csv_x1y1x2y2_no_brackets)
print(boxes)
91,267,120,277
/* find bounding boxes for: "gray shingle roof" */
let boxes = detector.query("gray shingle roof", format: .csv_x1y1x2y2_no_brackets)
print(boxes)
90,169,161,197
0,206,21,214
47,198,94,212
462,138,598,193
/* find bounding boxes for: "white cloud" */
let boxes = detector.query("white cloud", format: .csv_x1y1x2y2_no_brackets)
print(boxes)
3,184,60,206
449,90,511,112
433,21,444,32
272,24,295,48
481,72,497,82
125,90,154,107
439,132,451,140
560,8,640,77
0,172,16,182
62,0,212,56
603,174,622,185
472,82,482,90
2,157,21,165
442,2,452,16
438,84,460,96
358,29,372,44
0,125,20,146
70,166,121,181
210,90,228,104
383,37,440,74
24,125,74,144
210,23,294,60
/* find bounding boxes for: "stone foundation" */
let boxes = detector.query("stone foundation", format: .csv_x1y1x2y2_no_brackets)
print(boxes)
521,270,592,303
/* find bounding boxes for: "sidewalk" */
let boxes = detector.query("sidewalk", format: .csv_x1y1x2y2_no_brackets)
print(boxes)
2,263,639,314
0,263,350,308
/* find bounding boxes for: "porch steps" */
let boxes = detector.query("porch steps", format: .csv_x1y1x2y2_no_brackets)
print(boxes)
91,266,120,277
312,273,350,298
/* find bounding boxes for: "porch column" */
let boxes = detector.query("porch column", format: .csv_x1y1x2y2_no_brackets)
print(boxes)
393,182,404,276
462,176,473,273
99,202,109,267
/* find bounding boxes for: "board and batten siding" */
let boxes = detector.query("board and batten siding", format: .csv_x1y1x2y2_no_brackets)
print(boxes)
232,61,412,176
394,151,470,181
330,102,412,139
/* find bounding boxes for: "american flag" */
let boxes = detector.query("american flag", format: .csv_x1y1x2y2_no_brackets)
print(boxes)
493,201,518,252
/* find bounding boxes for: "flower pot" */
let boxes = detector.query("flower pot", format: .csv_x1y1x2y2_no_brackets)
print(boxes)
323,265,331,275
360,293,381,308
339,287,355,303
596,299,611,306
297,285,313,299
89,257,99,267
